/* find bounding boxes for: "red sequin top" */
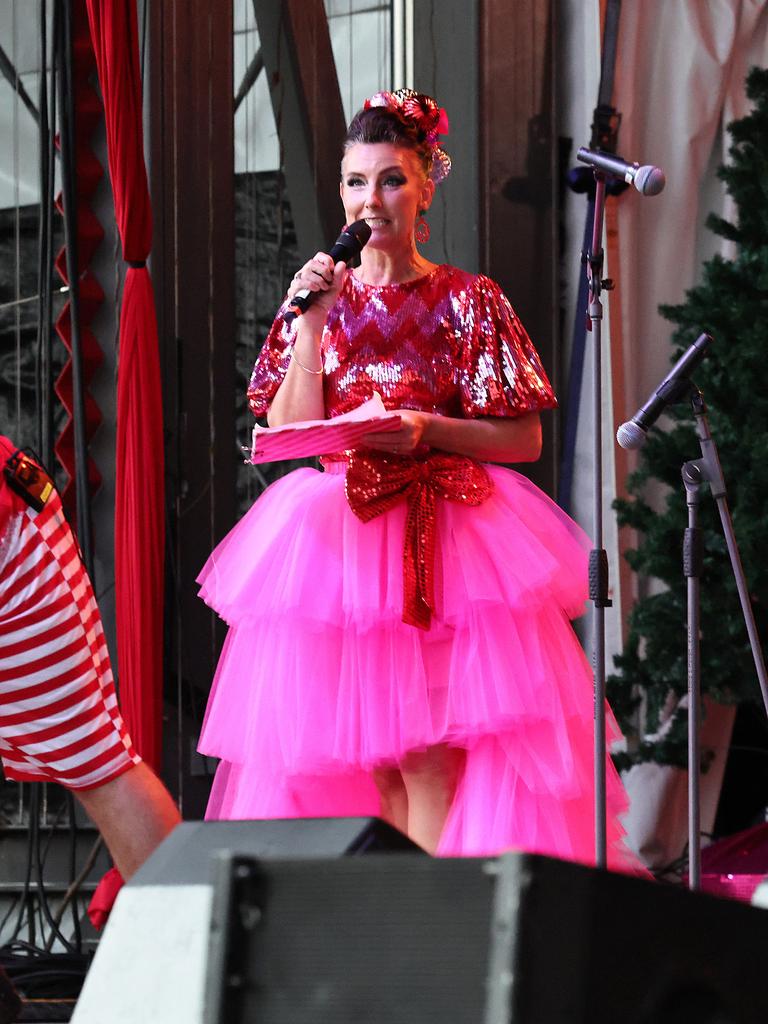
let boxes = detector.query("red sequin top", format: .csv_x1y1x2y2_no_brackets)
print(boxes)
247,264,557,421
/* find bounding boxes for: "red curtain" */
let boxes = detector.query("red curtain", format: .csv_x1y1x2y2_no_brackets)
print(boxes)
85,0,163,769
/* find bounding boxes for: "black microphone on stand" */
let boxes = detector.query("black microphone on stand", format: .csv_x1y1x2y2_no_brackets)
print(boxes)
616,333,713,450
284,220,372,324
577,146,666,196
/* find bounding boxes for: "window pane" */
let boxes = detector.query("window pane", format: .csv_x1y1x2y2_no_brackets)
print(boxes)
233,3,392,512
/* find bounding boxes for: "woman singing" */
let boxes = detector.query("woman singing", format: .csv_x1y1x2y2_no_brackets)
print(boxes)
197,89,641,869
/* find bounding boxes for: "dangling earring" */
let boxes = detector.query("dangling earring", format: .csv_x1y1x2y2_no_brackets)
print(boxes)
415,214,430,244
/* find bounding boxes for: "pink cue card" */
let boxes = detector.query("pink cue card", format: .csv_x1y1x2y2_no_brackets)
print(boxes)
249,394,401,464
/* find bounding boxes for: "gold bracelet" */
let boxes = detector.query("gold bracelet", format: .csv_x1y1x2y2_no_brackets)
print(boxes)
291,348,323,375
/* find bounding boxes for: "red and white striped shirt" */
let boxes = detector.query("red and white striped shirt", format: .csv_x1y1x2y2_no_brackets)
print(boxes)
0,439,139,790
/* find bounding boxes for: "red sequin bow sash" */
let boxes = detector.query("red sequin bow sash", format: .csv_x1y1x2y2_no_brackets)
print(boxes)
345,451,494,630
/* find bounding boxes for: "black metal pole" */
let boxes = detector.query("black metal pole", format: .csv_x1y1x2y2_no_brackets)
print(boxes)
36,0,56,468
55,0,93,571
682,459,704,890
585,172,612,868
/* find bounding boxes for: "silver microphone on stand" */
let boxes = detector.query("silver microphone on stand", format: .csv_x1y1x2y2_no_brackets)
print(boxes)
616,333,713,450
577,147,666,196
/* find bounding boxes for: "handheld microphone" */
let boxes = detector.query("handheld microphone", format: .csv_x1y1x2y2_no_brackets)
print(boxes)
576,147,666,196
616,333,713,450
284,220,372,324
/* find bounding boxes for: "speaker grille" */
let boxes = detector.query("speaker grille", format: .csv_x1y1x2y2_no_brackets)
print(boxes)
211,855,495,1024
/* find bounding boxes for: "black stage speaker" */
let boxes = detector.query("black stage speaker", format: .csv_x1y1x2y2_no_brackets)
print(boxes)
204,852,768,1024
132,817,419,883
72,818,421,1024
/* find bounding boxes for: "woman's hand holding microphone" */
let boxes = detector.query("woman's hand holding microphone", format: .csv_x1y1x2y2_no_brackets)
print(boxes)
287,254,348,325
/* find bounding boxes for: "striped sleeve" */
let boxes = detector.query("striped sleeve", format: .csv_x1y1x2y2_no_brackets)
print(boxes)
0,492,141,790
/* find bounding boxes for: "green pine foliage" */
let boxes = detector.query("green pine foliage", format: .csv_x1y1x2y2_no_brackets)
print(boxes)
608,67,768,770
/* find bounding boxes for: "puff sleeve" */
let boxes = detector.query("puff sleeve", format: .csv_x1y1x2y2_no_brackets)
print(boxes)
246,304,298,418
456,274,557,418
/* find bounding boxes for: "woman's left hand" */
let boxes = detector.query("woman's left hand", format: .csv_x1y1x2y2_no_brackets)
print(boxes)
362,409,432,455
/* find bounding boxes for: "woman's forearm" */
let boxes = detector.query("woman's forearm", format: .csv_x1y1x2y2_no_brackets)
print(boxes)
422,411,542,463
267,256,349,426
266,320,326,426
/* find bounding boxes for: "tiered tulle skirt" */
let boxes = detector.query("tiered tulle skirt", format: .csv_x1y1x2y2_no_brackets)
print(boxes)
197,462,641,872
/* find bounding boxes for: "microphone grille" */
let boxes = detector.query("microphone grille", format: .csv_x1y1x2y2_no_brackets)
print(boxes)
346,219,372,246
616,421,647,450
634,165,666,196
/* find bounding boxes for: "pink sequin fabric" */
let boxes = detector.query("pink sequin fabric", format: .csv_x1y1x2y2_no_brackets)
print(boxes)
247,264,557,422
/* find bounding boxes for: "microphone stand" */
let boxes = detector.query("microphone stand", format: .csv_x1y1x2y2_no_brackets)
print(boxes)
681,386,768,890
583,171,613,869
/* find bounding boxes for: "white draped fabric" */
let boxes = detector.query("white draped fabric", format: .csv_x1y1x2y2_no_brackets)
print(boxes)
612,0,768,428
562,0,768,867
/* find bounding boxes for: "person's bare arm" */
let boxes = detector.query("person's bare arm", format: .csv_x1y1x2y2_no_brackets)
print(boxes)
362,409,542,463
76,763,180,879
267,255,346,427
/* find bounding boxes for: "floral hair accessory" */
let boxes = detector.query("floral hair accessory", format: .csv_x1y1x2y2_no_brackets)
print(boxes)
364,88,452,183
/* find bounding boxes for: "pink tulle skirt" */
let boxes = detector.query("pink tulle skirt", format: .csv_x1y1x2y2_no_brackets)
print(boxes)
197,462,642,872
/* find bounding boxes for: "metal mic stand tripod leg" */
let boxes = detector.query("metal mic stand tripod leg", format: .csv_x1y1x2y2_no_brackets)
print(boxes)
680,387,768,890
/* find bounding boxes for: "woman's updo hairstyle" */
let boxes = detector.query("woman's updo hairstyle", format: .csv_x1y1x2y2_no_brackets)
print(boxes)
343,89,451,184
